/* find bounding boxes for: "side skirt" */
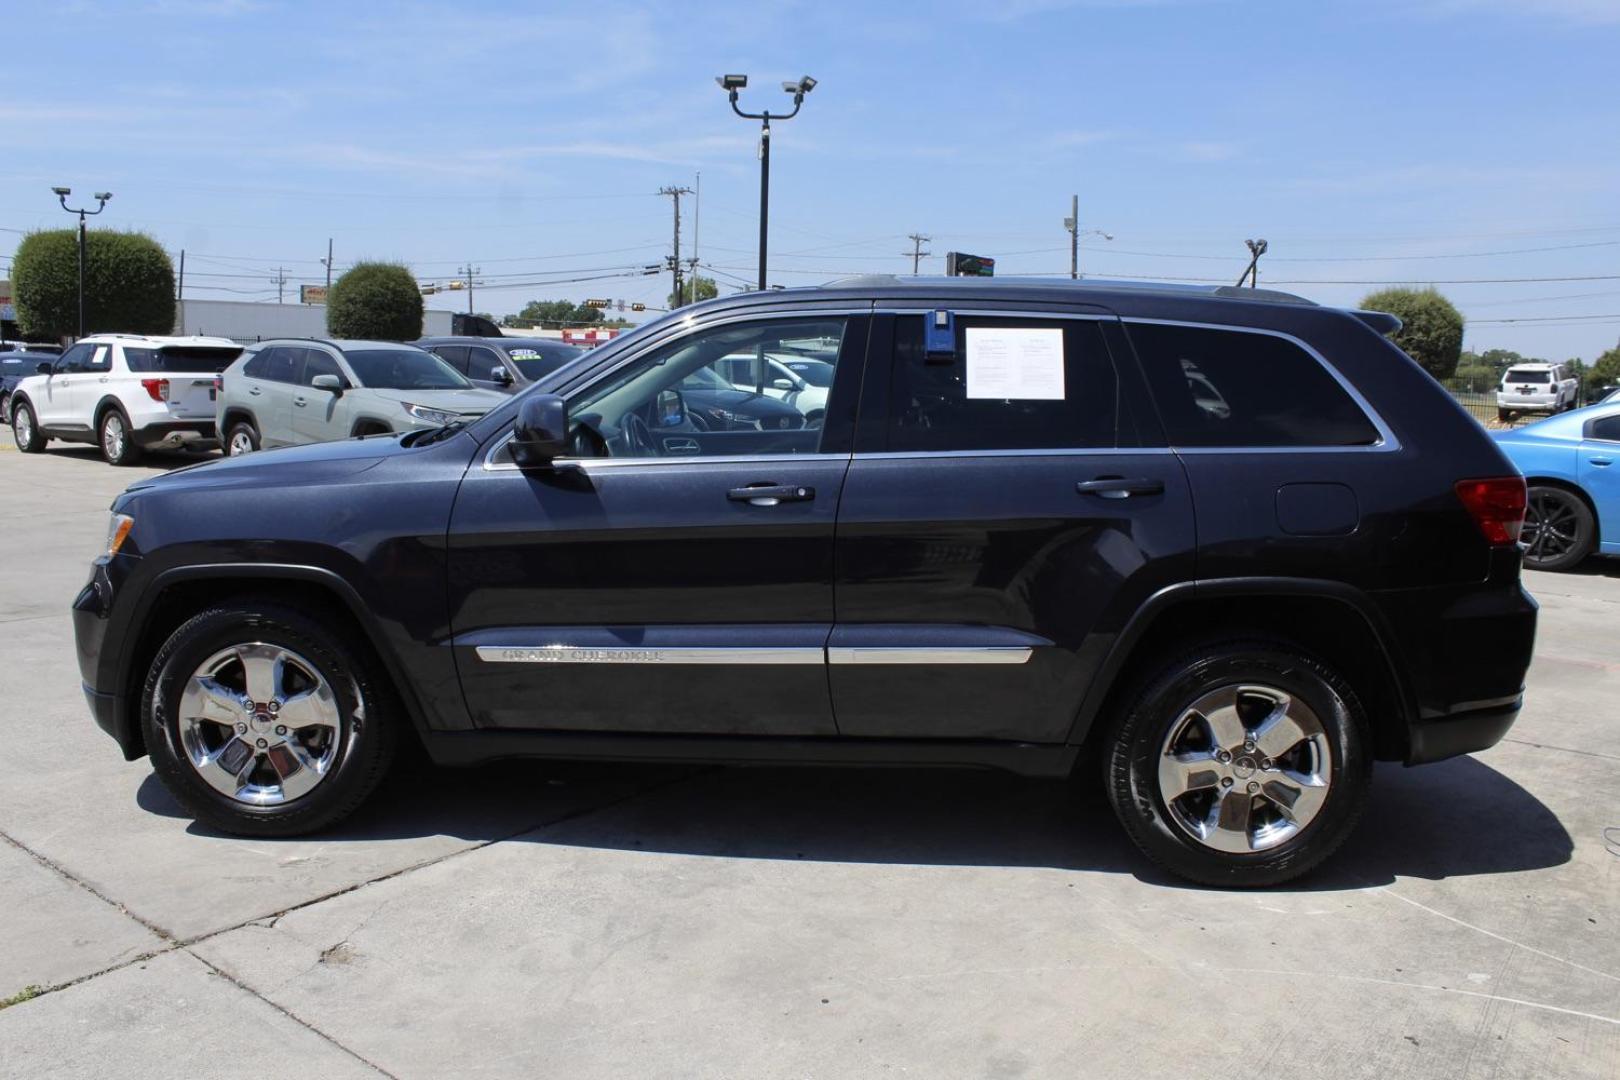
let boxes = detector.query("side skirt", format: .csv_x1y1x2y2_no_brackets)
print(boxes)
421,730,1078,778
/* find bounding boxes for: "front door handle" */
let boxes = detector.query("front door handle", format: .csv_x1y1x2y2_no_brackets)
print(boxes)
1591,457,1613,467
728,483,815,507
293,396,307,407
1076,476,1165,499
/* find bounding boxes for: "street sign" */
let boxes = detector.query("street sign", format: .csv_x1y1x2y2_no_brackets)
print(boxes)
299,285,328,305
945,252,995,277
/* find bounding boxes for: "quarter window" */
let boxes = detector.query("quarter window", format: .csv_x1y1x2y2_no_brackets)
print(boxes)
1589,414,1620,442
1127,323,1379,447
886,316,1134,451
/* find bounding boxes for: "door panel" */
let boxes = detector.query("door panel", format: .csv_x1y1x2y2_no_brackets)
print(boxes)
248,347,299,447
1580,436,1619,549
293,348,351,443
38,343,93,426
830,311,1194,743
448,457,849,734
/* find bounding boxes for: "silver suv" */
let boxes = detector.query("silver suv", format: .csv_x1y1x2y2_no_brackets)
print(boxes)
215,339,507,455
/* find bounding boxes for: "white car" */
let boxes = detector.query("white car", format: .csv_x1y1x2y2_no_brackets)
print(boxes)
9,333,242,464
712,352,829,423
1496,362,1578,420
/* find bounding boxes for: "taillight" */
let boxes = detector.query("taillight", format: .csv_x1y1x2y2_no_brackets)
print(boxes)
140,378,170,402
1455,477,1527,545
213,375,223,394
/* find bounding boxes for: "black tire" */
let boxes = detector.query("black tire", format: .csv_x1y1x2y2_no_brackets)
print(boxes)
142,600,396,837
226,421,260,457
11,399,45,452
1523,484,1596,572
1497,409,1510,422
1105,641,1372,888
99,407,143,466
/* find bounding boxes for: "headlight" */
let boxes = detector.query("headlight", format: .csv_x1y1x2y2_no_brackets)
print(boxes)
402,403,458,426
105,513,134,558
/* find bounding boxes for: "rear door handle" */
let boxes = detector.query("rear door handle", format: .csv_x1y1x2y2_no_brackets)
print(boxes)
248,387,262,396
728,483,815,506
1591,457,1613,467
1076,476,1165,499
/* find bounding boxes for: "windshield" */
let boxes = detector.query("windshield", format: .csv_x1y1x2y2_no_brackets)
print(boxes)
506,344,586,382
1504,368,1551,384
345,349,470,390
125,346,242,373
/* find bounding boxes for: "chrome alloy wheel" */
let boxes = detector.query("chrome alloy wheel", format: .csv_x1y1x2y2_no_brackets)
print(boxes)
227,429,255,456
14,406,32,445
177,643,343,806
1157,684,1332,854
102,412,126,460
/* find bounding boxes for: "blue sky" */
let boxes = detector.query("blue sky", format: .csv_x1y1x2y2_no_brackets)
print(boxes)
2,0,1617,359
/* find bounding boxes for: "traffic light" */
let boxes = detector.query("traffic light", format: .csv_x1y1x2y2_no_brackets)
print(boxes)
584,298,611,309
630,303,646,312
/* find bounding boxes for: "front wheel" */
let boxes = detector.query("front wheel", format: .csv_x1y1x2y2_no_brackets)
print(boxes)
142,601,396,836
12,400,45,452
1105,641,1371,887
226,422,259,457
1523,484,1595,572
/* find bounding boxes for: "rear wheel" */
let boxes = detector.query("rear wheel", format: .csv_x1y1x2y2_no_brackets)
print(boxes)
1105,641,1371,887
226,422,259,457
142,601,396,836
99,408,143,466
1522,484,1595,572
12,400,45,452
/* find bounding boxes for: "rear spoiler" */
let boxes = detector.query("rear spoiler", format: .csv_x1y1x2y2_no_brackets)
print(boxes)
1351,309,1402,336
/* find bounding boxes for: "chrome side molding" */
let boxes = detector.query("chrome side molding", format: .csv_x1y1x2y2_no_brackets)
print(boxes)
475,645,1034,665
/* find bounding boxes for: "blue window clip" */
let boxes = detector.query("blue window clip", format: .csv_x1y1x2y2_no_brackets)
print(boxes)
924,309,955,359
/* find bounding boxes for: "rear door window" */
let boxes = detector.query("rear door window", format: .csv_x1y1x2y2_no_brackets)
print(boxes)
885,315,1136,451
258,347,299,384
1588,415,1620,442
1126,322,1379,447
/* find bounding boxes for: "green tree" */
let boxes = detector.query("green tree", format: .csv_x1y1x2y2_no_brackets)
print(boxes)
1359,287,1466,380
512,299,605,328
12,228,175,340
325,262,423,341
671,275,718,309
1589,341,1620,395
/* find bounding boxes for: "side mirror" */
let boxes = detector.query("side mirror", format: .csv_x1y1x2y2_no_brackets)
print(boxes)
772,377,796,392
37,361,53,375
311,374,343,393
512,393,568,467
491,365,514,387
655,388,687,428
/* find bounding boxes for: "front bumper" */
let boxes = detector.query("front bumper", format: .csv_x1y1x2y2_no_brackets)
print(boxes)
73,555,146,760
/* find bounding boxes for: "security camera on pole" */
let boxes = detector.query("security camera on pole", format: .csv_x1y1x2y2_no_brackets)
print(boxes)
716,73,817,291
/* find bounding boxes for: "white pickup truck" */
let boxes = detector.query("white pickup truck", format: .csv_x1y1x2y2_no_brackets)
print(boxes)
1497,362,1578,420
9,333,242,464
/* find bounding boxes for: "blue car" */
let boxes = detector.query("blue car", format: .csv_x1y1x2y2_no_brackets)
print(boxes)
1494,403,1620,571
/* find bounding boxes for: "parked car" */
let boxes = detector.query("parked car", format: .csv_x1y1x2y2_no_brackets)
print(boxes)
75,277,1536,888
1,340,63,355
10,334,241,464
1497,362,1578,420
675,364,810,431
417,336,588,394
1493,403,1620,571
215,339,507,456
711,352,830,423
1601,387,1620,405
1,350,61,422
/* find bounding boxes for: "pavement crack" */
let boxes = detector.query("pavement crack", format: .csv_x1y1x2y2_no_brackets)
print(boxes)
0,828,176,942
1501,737,1620,762
190,951,400,1079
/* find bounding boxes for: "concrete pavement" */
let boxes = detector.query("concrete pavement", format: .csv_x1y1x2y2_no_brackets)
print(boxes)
1,443,1616,1078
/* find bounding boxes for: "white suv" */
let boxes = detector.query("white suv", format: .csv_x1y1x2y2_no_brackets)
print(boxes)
9,334,242,464
1497,362,1577,420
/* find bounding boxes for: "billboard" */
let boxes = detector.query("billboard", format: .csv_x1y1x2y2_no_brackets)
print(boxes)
945,252,995,277
299,285,328,305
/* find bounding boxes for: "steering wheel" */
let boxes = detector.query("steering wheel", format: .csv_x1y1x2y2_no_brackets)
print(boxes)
621,411,659,457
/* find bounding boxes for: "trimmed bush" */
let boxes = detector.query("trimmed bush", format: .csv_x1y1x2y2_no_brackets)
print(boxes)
12,228,175,340
1358,287,1465,381
326,262,423,341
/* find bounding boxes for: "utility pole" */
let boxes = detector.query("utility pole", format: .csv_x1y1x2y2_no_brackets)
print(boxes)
1066,195,1079,279
1236,239,1268,288
271,267,287,303
323,238,334,290
658,185,693,307
177,249,185,301
460,262,481,314
692,171,701,295
904,233,931,275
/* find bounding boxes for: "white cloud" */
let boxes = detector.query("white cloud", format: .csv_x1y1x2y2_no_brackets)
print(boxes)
1408,0,1620,24
1179,140,1239,162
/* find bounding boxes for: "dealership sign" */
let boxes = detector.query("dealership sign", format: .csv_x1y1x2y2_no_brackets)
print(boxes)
299,285,328,305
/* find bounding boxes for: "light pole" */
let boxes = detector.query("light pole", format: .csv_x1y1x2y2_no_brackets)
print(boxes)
1236,238,1268,288
52,187,111,338
1063,196,1112,279
716,73,816,290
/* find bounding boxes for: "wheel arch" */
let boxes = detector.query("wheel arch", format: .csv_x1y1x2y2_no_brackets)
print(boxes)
350,417,393,437
117,564,431,760
1067,579,1416,764
93,395,131,429
220,406,259,435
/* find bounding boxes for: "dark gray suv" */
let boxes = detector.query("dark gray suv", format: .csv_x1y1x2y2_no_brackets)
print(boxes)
417,336,588,395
